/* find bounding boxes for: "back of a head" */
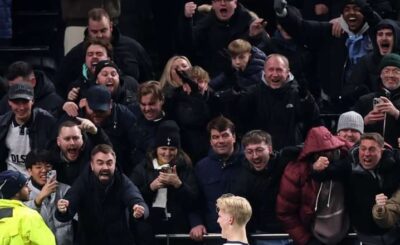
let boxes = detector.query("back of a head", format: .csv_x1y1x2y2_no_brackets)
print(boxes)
5,61,33,82
0,170,27,199
216,194,252,226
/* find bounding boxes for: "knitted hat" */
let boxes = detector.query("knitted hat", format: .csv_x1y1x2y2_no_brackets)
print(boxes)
94,60,121,79
155,120,181,148
0,170,28,199
379,53,400,71
337,111,364,134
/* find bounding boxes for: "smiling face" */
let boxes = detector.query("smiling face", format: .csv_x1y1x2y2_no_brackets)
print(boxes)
85,44,109,74
264,55,290,89
244,142,271,171
359,139,383,170
156,146,178,165
376,28,394,55
96,66,120,95
342,4,365,33
212,0,237,21
8,99,33,124
381,66,400,90
210,129,236,158
57,126,84,162
27,162,52,187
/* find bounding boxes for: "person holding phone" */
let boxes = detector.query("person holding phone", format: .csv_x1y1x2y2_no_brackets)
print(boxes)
24,149,73,245
130,120,199,242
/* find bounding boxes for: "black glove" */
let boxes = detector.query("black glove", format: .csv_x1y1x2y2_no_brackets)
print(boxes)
274,0,288,16
177,70,198,92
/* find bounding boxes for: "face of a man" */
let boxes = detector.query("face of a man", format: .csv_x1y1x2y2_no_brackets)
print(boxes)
85,44,109,74
359,139,383,170
88,16,113,41
84,104,111,126
337,129,361,145
376,28,394,55
27,162,52,187
244,142,272,171
264,56,290,89
210,129,236,158
231,52,251,71
139,94,164,121
57,126,84,162
212,0,237,21
90,151,116,184
8,99,34,124
16,183,30,201
156,146,178,165
217,208,232,239
381,66,400,90
96,66,120,95
343,4,365,33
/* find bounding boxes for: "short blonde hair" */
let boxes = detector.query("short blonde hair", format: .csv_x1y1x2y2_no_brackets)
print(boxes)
216,194,252,226
228,39,252,57
189,66,210,84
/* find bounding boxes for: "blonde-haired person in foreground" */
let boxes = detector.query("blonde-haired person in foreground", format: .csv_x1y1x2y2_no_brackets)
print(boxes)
217,194,252,245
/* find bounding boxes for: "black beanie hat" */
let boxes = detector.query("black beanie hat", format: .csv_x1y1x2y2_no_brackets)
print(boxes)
0,170,27,199
155,120,181,148
379,53,400,71
94,60,121,79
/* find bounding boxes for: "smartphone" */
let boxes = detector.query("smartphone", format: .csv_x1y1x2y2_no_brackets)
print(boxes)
47,170,57,182
160,165,172,173
373,98,382,108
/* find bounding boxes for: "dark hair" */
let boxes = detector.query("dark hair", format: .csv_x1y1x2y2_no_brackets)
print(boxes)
25,149,54,169
137,80,164,102
91,144,116,158
5,61,33,81
360,133,384,148
83,37,113,58
241,130,272,148
207,115,235,136
57,120,80,136
88,8,110,22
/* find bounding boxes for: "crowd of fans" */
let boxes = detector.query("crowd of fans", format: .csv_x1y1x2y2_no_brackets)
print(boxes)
1,0,400,245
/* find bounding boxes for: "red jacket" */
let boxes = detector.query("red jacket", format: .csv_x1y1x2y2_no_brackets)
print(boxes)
276,126,348,245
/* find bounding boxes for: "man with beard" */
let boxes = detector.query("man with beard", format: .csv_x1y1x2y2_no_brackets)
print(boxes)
0,170,56,244
56,7,153,96
189,116,244,242
274,0,382,112
80,85,138,175
182,0,268,77
342,19,400,106
353,53,400,148
55,144,148,245
52,118,111,185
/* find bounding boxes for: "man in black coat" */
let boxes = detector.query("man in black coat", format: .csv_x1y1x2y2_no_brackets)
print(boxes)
55,144,149,245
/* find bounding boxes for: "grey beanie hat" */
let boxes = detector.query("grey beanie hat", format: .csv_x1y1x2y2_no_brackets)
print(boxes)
337,111,364,134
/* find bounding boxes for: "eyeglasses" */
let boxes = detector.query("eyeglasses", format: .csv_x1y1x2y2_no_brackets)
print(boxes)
382,67,400,76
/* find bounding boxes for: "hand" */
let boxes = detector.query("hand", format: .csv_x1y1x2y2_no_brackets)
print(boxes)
57,199,69,213
249,18,267,37
314,4,328,16
67,87,80,101
158,166,182,188
329,17,344,38
375,193,388,206
35,179,58,207
190,225,207,241
62,102,79,117
313,156,329,171
132,204,145,219
184,2,197,18
150,177,165,191
182,83,192,95
376,97,400,119
274,0,287,16
76,117,98,134
364,110,385,125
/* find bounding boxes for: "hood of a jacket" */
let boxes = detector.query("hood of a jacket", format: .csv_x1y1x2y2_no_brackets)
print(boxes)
33,70,57,101
298,126,346,160
371,19,400,56
242,47,266,75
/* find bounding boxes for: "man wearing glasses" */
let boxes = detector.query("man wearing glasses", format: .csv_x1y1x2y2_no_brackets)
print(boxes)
354,53,400,148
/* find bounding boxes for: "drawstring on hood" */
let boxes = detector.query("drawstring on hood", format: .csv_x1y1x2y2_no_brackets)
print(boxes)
315,180,333,211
